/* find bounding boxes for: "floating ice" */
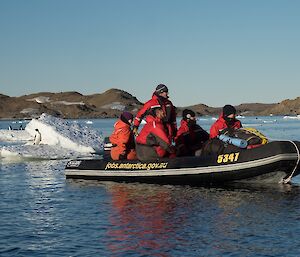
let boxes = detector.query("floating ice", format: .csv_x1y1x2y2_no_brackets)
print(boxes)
283,115,300,120
0,113,104,160
263,120,276,123
1,144,87,160
25,113,103,153
0,130,32,142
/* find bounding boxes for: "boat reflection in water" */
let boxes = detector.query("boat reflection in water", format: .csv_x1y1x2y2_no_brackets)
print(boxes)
105,183,183,256
67,180,300,256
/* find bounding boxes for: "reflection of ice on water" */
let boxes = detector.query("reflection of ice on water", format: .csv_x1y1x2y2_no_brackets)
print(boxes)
22,160,66,251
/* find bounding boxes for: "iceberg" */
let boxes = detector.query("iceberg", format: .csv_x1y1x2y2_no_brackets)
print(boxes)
0,130,32,142
0,113,104,160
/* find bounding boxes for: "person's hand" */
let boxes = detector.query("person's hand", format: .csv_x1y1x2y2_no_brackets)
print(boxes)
167,145,176,154
119,152,127,160
132,126,139,136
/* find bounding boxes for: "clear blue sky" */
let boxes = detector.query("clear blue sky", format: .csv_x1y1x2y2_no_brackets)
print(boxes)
0,0,299,107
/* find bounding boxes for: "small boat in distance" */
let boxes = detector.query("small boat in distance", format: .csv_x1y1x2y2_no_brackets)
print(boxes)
65,140,300,185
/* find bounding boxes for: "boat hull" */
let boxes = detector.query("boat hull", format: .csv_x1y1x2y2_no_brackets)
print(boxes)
65,141,300,185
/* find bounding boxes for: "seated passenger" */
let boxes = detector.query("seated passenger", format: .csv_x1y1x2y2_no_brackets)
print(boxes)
133,84,177,142
109,111,137,160
136,107,176,161
175,109,209,156
210,104,242,139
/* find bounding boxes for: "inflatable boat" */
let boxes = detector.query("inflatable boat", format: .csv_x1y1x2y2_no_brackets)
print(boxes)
65,140,300,185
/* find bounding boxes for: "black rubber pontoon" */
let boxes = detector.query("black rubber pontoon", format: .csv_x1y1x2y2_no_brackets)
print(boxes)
65,141,300,185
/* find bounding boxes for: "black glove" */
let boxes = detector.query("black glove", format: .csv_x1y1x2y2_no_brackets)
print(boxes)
119,153,127,160
167,145,176,154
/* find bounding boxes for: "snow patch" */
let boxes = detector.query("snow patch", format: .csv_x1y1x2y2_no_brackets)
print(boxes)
20,108,39,114
27,96,50,104
53,101,85,105
101,102,126,111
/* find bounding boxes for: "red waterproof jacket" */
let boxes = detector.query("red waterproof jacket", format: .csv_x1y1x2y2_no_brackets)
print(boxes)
109,119,136,160
210,114,242,139
175,119,209,156
175,120,193,143
134,93,177,139
136,115,172,158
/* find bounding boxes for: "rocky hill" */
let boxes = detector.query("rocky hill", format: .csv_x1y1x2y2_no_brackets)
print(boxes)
177,102,277,116
0,89,142,119
0,89,299,119
258,97,300,116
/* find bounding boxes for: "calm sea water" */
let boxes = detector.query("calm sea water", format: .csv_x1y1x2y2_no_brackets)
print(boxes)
1,116,300,257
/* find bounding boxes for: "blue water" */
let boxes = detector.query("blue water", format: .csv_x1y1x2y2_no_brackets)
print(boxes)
1,116,300,256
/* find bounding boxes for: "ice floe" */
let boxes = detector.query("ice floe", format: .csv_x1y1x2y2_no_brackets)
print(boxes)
1,145,85,160
283,115,300,120
0,113,104,160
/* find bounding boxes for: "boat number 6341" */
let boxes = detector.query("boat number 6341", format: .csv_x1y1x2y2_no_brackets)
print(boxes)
217,153,240,163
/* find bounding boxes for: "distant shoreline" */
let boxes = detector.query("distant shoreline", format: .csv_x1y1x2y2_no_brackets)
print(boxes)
0,89,299,119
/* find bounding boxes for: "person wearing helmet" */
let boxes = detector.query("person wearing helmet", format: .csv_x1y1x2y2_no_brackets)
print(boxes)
109,111,137,160
209,104,242,139
175,109,209,156
133,84,177,142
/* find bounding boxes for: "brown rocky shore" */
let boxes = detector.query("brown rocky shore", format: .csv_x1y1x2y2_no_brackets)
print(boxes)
0,89,299,119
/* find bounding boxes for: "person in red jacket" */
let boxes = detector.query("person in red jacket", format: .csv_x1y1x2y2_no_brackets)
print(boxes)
136,107,176,161
209,105,242,139
175,109,209,156
109,111,137,160
133,84,177,142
